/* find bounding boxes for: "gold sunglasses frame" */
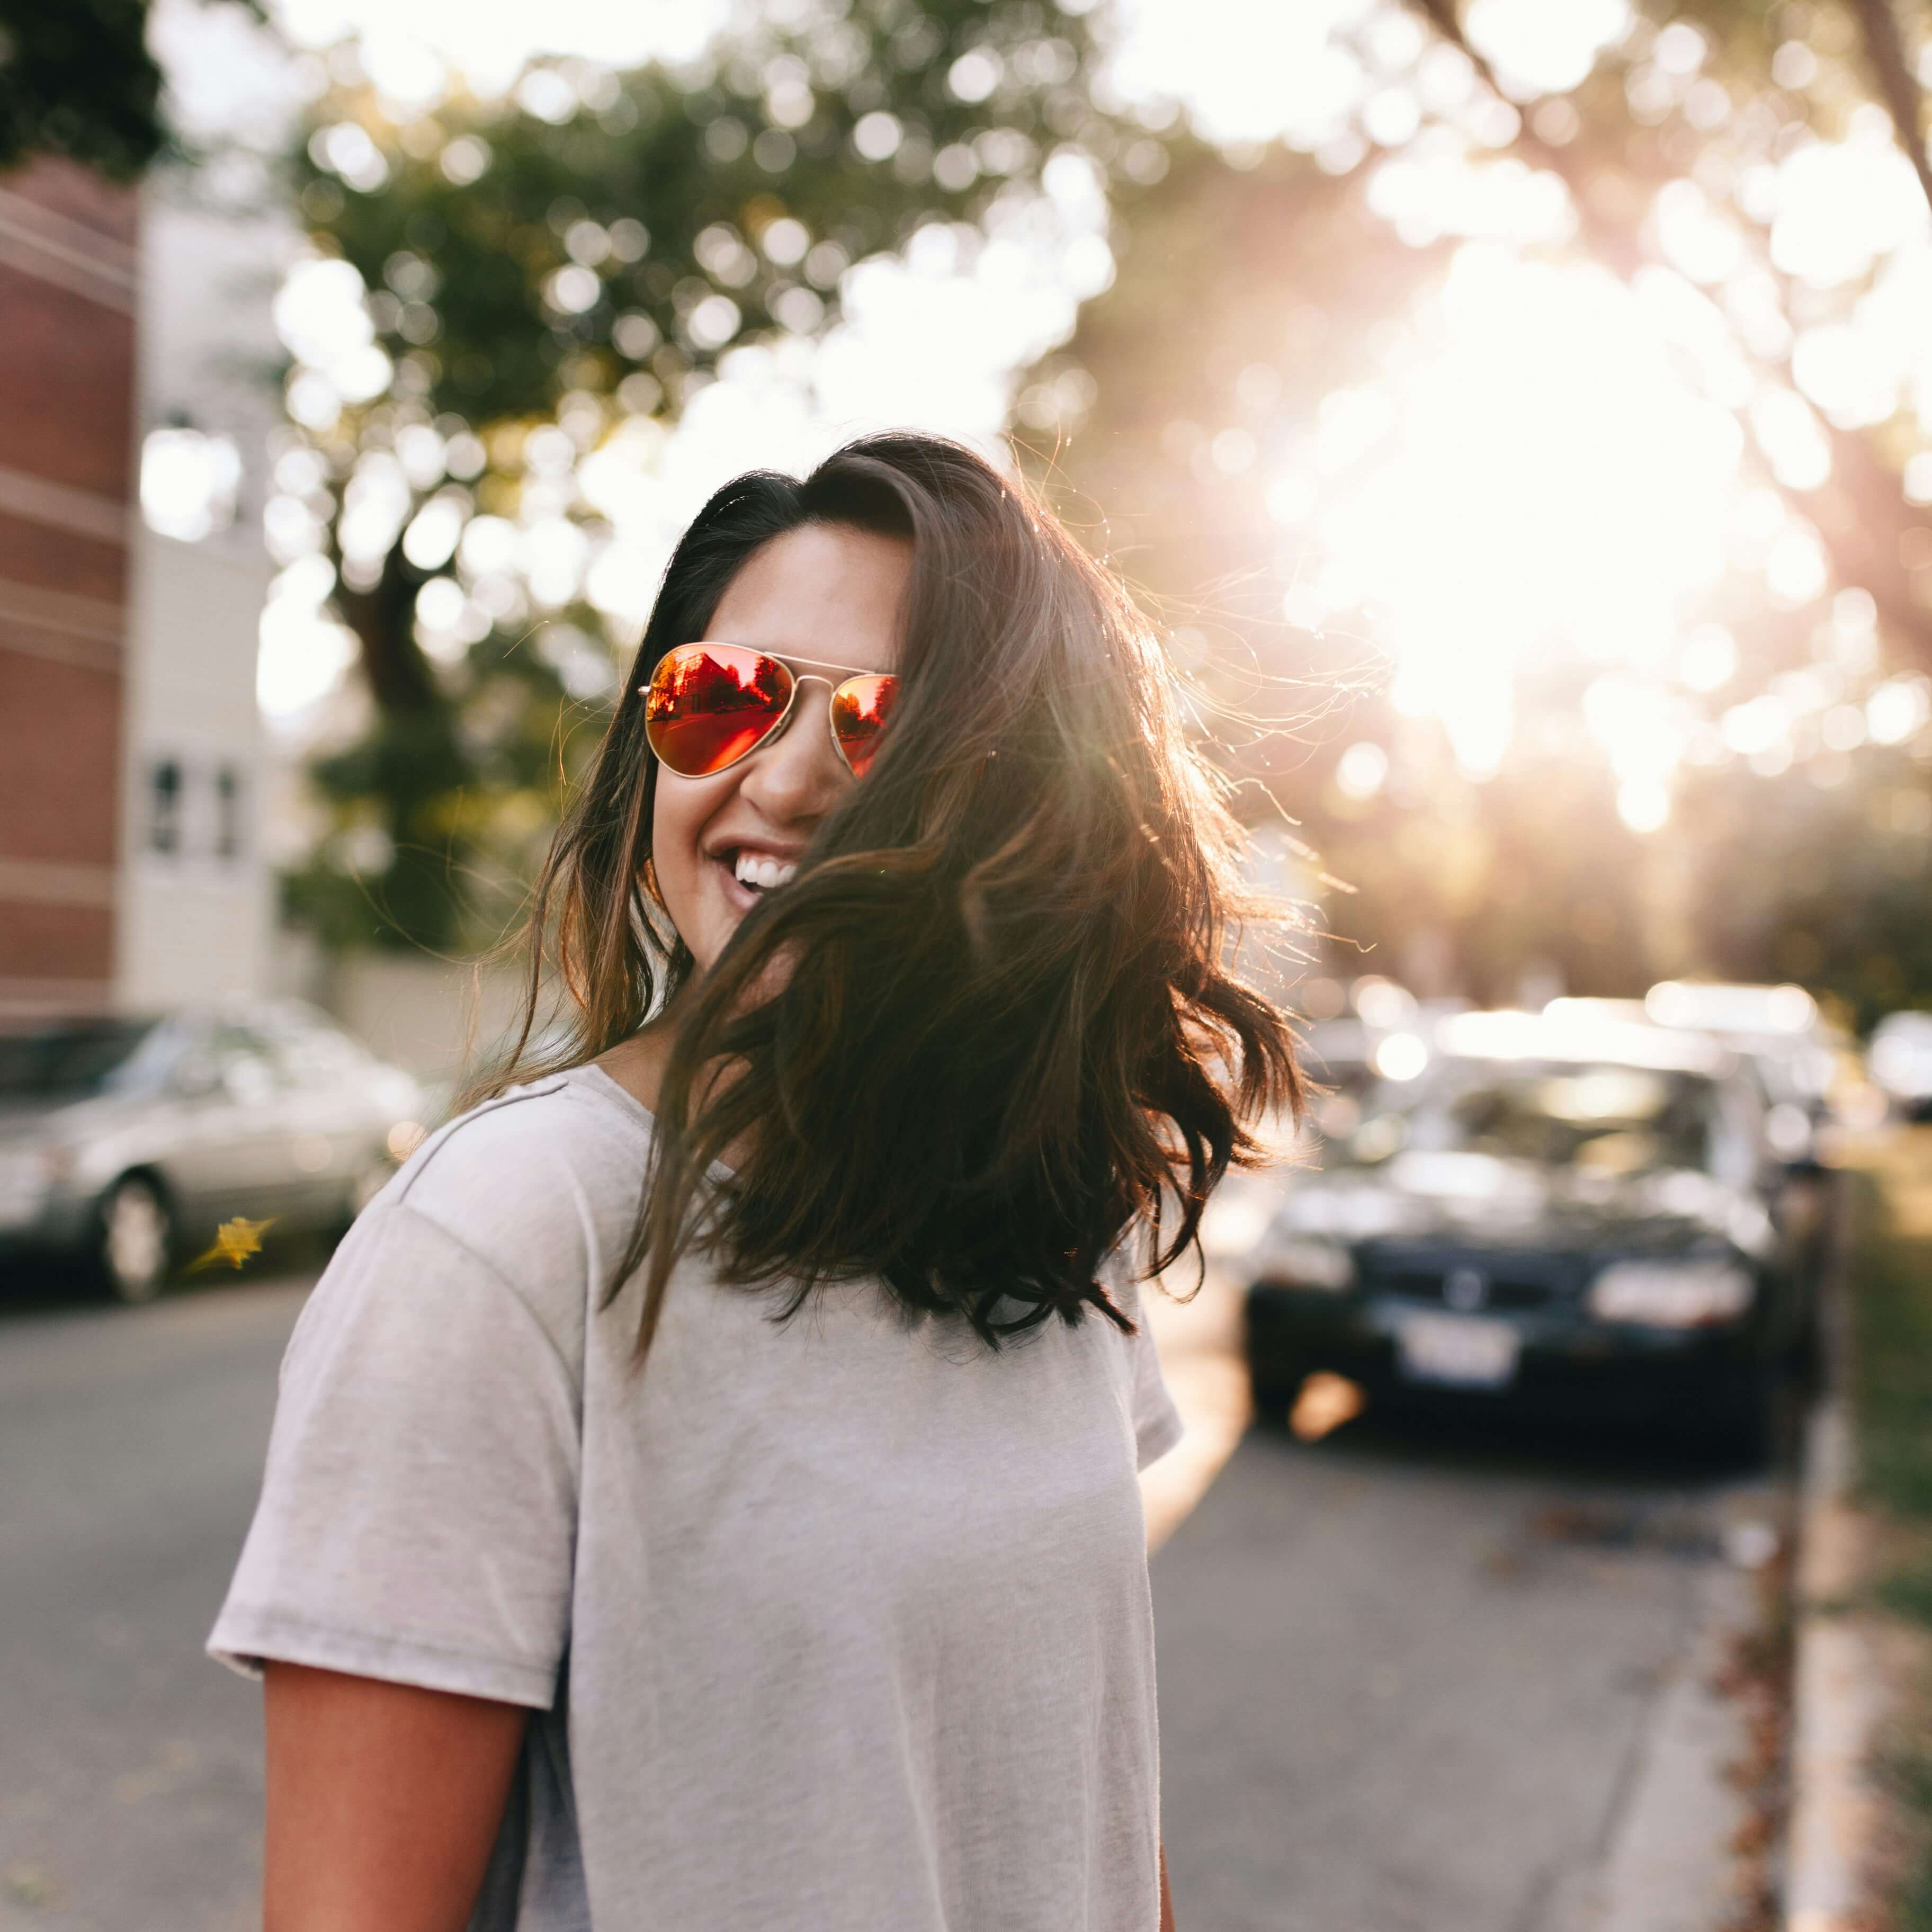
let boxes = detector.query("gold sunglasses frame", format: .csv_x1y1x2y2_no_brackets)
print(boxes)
641,641,898,779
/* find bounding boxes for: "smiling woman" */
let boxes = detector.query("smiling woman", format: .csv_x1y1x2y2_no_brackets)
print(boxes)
212,431,1298,1932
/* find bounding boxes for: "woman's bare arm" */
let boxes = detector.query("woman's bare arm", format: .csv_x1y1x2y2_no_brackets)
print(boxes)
1160,1839,1176,1932
263,1662,528,1932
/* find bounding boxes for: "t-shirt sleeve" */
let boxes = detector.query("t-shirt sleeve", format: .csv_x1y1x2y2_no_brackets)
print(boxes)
1126,1308,1185,1471
207,1200,582,1710
1105,1235,1184,1471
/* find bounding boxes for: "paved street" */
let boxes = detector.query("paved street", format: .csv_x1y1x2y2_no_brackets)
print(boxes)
0,1277,305,1931
0,1269,1781,1931
1155,1410,1778,1932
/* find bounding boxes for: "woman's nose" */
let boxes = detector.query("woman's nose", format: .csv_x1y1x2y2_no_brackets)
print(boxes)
738,682,849,821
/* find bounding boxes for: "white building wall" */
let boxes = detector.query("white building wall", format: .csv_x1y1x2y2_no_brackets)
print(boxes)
116,180,291,1011
118,527,275,1006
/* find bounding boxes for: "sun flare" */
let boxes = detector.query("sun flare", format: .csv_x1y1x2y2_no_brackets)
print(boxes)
1273,247,1746,797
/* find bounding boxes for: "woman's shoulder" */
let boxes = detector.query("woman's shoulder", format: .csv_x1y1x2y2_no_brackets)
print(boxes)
372,1065,654,1304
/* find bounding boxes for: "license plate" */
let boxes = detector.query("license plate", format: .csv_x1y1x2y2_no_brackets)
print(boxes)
1395,1311,1520,1389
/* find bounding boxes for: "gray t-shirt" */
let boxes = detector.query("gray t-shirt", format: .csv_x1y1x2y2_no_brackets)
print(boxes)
211,1065,1182,1930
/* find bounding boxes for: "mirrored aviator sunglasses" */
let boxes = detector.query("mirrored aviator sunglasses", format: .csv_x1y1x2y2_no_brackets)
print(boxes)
643,642,899,780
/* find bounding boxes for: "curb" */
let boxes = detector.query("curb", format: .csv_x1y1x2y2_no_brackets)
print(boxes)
1784,1179,1886,1932
1582,1557,1763,1932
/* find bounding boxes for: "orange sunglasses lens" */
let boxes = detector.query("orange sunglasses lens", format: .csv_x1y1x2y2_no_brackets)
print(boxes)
645,644,793,776
830,675,898,777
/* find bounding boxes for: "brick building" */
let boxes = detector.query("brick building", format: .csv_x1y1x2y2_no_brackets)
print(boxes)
0,136,280,1022
0,158,140,1017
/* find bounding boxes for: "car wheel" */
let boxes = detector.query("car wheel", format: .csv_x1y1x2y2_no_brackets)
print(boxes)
98,1176,172,1304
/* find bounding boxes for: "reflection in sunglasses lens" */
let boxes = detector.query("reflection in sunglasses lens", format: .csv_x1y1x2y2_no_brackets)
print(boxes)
647,646,791,776
831,675,897,777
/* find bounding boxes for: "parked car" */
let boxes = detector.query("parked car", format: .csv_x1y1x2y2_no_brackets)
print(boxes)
1553,984,1843,1278
1642,981,1842,1162
0,1002,426,1302
1869,1010,1932,1121
1550,985,1839,1159
1241,1009,1810,1450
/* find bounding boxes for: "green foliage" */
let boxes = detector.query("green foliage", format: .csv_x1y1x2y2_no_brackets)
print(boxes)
284,0,1148,952
308,3,1116,431
0,0,166,181
1851,1161,1932,1522
0,0,264,182
1685,752,1932,1032
1877,1563,1932,1624
1848,1149,1932,1932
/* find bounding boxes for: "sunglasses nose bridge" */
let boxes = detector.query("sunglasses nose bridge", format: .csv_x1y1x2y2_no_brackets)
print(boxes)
748,673,848,773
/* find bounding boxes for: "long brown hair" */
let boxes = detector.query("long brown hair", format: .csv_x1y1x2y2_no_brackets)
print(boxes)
480,432,1302,1353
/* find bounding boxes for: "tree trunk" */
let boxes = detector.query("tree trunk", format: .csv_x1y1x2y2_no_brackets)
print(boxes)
334,545,442,717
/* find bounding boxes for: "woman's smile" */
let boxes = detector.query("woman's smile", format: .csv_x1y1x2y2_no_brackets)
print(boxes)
717,843,803,907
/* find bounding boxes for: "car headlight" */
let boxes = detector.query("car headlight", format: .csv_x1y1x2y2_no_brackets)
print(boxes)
1587,1259,1755,1327
1251,1230,1357,1293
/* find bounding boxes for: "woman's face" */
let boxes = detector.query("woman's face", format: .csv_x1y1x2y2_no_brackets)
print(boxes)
650,521,912,971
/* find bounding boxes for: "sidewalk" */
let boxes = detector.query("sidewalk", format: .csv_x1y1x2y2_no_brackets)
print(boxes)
1140,1249,1785,1931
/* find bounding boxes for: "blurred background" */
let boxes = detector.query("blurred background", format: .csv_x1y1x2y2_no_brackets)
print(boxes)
6,0,1932,1049
5,0,1932,1927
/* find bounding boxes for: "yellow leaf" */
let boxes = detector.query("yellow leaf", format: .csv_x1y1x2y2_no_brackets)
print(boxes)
186,1215,278,1273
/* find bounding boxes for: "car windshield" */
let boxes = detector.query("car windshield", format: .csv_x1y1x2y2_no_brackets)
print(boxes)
0,1019,165,1099
1342,1059,1722,1176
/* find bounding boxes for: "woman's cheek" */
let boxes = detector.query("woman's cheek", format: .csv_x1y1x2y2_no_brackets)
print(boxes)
650,773,738,966
649,784,700,940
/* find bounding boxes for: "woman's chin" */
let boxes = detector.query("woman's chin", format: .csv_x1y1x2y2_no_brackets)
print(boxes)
684,870,756,969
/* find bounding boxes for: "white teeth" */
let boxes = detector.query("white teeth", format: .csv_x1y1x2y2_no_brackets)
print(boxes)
732,852,798,891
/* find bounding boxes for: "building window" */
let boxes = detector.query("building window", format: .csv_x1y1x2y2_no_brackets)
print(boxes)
214,764,243,860
148,759,182,854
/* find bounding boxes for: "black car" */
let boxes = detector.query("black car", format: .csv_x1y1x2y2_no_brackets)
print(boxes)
1242,1011,1810,1448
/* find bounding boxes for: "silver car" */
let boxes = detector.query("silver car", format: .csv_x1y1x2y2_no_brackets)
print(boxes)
0,1001,427,1302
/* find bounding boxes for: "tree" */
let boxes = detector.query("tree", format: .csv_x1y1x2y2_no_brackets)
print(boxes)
1045,0,1932,1013
1685,743,1932,1027
0,0,261,181
277,0,1932,1011
273,0,1165,952
1408,0,1932,677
